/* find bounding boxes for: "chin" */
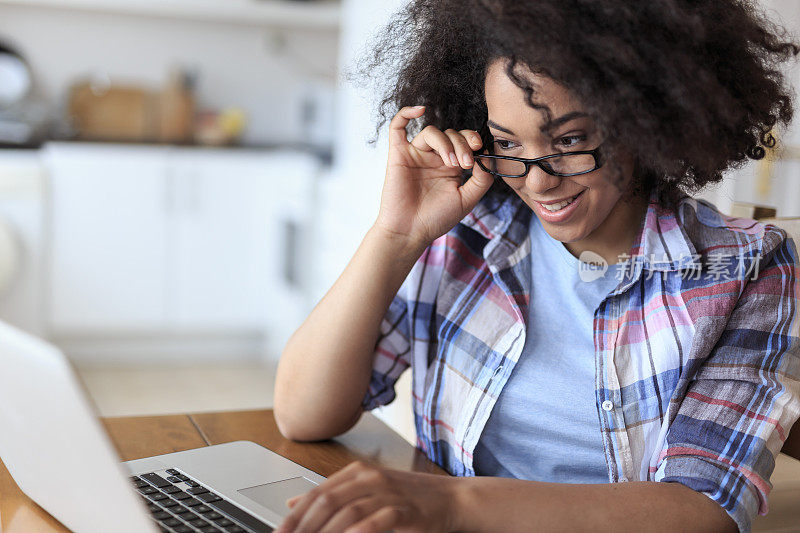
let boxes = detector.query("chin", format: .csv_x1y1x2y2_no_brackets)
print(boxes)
537,218,588,243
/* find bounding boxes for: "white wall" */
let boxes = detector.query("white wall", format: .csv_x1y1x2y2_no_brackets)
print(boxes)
0,3,339,145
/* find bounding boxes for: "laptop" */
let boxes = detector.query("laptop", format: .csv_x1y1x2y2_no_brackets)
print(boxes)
0,319,326,533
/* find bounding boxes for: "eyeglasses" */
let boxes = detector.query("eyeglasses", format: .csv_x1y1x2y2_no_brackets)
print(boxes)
473,144,605,178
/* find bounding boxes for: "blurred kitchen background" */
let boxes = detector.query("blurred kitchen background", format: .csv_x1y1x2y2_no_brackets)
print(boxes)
0,0,799,466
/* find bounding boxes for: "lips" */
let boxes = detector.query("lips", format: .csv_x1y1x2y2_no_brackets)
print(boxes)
538,191,586,205
534,189,585,223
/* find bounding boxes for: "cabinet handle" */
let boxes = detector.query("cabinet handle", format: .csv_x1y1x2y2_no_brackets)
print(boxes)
282,219,300,289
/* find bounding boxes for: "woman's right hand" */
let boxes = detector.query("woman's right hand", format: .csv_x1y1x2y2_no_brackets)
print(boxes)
373,105,495,251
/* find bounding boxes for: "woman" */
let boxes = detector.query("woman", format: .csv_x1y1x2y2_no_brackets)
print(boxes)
273,1,800,532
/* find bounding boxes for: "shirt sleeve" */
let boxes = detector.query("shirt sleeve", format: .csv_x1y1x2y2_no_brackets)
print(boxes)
360,237,446,411
653,227,800,533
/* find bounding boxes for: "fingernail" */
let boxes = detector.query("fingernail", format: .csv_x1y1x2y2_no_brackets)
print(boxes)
412,105,425,109
449,153,459,166
462,153,473,166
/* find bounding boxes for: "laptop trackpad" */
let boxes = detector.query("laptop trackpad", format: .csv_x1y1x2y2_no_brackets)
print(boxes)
238,476,319,517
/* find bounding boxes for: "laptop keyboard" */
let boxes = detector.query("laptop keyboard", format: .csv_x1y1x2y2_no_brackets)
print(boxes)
130,468,274,533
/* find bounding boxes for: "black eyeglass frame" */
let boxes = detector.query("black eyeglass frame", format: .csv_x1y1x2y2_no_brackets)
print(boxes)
472,123,605,178
473,145,605,178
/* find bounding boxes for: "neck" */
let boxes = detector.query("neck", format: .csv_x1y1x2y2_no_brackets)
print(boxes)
563,192,649,265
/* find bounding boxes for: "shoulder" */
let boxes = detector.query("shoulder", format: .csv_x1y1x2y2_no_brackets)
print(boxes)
673,194,795,265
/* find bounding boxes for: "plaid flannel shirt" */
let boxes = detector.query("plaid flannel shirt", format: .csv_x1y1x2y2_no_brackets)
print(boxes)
361,185,800,532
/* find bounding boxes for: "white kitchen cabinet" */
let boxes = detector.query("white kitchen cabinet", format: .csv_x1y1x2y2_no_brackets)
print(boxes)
169,149,274,329
46,144,171,331
0,151,47,337
169,149,318,345
45,143,320,358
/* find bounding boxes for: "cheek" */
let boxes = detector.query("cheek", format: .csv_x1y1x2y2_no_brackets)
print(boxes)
502,177,522,190
581,188,626,230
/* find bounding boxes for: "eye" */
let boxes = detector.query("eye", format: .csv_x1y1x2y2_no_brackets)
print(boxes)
494,139,518,151
557,134,587,149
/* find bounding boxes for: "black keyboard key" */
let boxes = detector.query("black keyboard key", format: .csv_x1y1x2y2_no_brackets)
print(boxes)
174,526,193,533
172,506,193,515
225,527,246,533
166,468,181,476
138,486,158,495
184,497,203,507
172,491,192,500
206,511,223,520
147,503,161,513
142,473,172,488
163,517,182,527
149,493,169,502
134,479,150,489
160,499,179,508
167,475,183,483
196,492,222,503
195,505,213,514
200,526,222,533
184,479,200,488
162,485,182,494
152,510,170,520
213,517,234,527
209,499,274,533
187,486,209,495
187,517,211,528
177,474,190,481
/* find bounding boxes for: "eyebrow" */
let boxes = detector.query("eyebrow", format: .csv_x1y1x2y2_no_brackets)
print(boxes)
487,111,590,136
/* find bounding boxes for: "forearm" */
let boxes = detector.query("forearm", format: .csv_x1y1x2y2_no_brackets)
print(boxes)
274,225,427,441
448,476,738,533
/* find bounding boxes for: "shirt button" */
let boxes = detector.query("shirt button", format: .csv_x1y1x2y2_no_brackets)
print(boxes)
602,400,614,411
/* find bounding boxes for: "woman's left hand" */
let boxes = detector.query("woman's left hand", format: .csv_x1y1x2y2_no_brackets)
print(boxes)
273,460,460,533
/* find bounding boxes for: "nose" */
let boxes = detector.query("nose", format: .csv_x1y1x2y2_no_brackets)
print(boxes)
523,161,563,194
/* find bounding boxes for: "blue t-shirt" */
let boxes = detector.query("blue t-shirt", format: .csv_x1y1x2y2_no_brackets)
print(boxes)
472,213,627,483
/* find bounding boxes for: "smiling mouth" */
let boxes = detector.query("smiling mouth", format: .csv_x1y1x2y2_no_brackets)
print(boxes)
538,190,585,211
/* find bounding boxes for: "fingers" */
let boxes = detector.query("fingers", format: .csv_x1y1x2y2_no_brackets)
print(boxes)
276,460,376,533
291,479,377,533
286,494,302,508
343,505,408,533
411,126,482,169
459,128,484,155
445,129,480,168
316,494,388,533
458,159,495,210
388,106,426,147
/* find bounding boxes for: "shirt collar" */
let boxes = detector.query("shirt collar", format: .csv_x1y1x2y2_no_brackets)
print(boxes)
460,185,700,273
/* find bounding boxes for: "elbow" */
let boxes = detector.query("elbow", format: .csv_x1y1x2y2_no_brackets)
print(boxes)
274,410,315,442
274,401,363,442
273,392,317,442
273,401,317,442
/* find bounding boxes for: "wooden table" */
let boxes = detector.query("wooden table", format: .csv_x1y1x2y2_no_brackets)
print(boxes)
2,408,797,532
0,408,446,532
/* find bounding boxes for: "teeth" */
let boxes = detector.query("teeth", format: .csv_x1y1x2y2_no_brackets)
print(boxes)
542,194,578,211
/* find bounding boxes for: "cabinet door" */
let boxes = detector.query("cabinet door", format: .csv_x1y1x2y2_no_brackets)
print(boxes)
169,149,319,337
169,149,274,329
46,144,170,332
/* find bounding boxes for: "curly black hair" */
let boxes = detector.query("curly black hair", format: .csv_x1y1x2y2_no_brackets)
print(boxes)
353,0,800,205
